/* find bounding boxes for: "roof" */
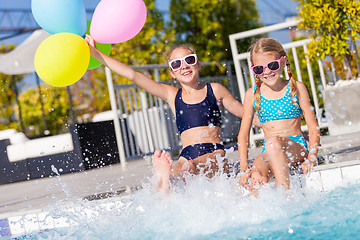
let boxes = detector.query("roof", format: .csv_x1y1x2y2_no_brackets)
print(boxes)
0,29,50,75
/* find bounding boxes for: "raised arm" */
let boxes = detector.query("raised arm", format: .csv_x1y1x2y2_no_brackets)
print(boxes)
85,35,176,103
297,81,320,174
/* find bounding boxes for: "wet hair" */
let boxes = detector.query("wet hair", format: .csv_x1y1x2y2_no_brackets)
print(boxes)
249,38,298,111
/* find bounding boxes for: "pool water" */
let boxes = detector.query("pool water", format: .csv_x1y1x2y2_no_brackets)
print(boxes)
9,173,360,240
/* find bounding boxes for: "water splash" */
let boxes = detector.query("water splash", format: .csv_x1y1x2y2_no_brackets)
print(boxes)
14,160,360,239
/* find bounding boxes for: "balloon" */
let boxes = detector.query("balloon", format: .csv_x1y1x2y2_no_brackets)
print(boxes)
31,0,87,36
34,33,90,87
86,21,112,70
90,0,147,44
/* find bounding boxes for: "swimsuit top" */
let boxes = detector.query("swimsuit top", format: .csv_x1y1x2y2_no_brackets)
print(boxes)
254,81,302,123
175,83,222,134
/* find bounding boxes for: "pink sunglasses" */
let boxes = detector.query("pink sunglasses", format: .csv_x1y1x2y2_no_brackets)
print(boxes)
251,56,284,75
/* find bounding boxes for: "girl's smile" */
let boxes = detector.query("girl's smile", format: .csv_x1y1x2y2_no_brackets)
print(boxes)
252,52,284,85
169,48,200,84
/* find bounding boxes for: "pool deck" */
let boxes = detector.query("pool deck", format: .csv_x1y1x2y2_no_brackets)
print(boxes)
0,131,360,236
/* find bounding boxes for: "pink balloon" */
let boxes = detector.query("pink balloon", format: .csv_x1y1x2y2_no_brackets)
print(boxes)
90,0,147,44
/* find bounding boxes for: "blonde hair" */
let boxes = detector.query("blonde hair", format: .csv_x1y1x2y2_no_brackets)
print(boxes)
166,43,197,62
250,38,298,112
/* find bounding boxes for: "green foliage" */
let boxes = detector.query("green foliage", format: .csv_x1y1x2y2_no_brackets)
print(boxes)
287,37,323,109
0,74,21,131
324,50,360,80
18,85,70,136
70,72,111,119
296,0,360,60
169,0,261,62
168,0,262,81
0,44,25,132
110,0,175,84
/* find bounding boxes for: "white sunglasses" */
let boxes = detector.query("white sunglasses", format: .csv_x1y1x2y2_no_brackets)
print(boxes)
168,54,197,71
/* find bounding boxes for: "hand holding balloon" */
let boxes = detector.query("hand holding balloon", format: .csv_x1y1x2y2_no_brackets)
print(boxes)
85,34,97,56
85,34,96,50
86,21,112,70
85,34,108,69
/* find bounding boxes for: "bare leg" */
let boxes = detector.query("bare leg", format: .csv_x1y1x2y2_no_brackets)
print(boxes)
181,160,196,174
172,149,226,178
264,136,307,190
192,149,227,177
153,149,173,193
264,137,290,189
249,154,271,196
153,149,227,193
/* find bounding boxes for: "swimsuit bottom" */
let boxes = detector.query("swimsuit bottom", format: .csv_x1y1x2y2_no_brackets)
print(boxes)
179,143,225,161
261,134,308,155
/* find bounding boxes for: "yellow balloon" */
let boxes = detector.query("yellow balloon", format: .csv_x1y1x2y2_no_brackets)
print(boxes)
34,32,90,87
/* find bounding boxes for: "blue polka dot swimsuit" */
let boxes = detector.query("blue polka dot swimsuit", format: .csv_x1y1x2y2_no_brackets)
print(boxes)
254,81,302,123
254,81,308,154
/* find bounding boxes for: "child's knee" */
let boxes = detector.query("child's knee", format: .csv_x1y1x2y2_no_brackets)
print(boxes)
251,171,264,185
265,136,282,154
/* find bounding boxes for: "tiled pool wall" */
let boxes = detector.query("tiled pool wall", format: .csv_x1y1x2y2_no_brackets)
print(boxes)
305,160,360,192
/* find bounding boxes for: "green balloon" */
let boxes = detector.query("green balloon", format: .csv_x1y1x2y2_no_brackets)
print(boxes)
86,20,112,70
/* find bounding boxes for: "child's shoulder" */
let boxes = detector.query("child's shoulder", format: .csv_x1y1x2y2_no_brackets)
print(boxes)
209,82,230,94
209,82,222,89
245,87,255,98
294,80,307,91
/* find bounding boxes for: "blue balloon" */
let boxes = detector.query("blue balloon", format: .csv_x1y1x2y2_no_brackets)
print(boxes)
31,0,87,36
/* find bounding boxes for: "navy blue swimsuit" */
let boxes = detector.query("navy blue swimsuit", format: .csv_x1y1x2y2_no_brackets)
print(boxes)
175,83,224,160
175,83,222,134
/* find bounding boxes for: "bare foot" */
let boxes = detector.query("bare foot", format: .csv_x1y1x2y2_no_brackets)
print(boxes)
153,149,173,193
249,171,265,198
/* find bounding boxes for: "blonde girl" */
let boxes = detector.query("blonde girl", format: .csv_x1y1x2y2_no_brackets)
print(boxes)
237,38,320,193
85,35,246,193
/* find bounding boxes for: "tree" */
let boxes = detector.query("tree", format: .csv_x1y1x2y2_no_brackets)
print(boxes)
18,85,71,136
0,44,25,132
287,37,324,113
110,0,175,84
169,0,262,62
296,0,360,80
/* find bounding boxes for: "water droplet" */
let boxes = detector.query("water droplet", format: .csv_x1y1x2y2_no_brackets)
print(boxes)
345,121,352,126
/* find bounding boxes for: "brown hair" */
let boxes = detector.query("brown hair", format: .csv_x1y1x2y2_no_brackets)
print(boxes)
249,38,298,111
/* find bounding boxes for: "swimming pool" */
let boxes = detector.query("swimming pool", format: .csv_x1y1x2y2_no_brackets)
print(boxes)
7,173,360,239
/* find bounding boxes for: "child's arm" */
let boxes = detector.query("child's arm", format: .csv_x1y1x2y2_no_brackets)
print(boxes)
211,83,261,128
237,88,255,184
297,81,321,174
211,83,244,118
85,35,176,103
